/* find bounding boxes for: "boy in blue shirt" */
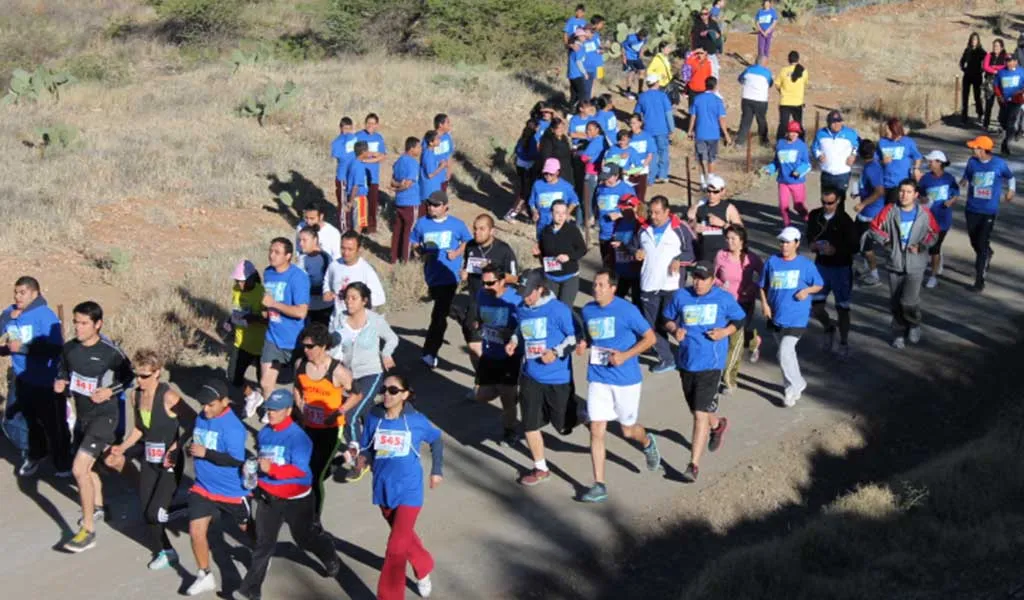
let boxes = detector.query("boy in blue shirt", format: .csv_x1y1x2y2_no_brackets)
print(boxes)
621,29,648,100
853,139,886,286
575,269,661,502
961,135,1016,291
563,4,587,46
567,31,590,108
994,53,1023,154
389,136,422,264
355,114,387,234
419,130,448,212
663,261,745,483
410,190,472,368
594,164,636,266
687,77,732,187
344,141,373,233
635,75,675,184
431,113,455,192
330,116,356,226
758,227,824,407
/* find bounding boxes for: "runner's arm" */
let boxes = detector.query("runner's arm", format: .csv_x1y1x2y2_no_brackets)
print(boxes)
203,449,244,467
273,302,308,320
110,348,134,395
377,314,400,358
427,424,444,477
622,328,657,360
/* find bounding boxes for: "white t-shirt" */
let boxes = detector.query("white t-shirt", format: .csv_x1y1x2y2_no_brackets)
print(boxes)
638,224,685,293
325,257,387,323
295,220,342,262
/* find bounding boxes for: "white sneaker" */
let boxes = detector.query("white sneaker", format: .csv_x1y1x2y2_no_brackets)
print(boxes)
148,549,178,570
859,272,881,287
891,336,906,350
243,390,264,419
908,326,921,344
925,276,938,289
417,574,433,598
421,354,438,369
187,570,217,596
18,458,39,477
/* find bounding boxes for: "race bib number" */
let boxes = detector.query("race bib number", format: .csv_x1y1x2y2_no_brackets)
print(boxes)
374,428,412,458
703,226,723,236
229,309,248,327
587,316,615,341
69,372,98,396
777,149,798,163
193,428,219,451
589,346,613,366
423,230,453,250
542,256,562,272
770,270,800,290
525,341,547,359
683,304,718,326
466,256,489,274
259,445,286,465
303,405,326,426
144,442,166,464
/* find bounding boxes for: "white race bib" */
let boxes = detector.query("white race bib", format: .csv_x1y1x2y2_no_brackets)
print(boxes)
144,442,166,464
525,341,547,359
69,372,98,396
466,256,489,274
589,346,613,366
374,428,412,458
542,256,562,272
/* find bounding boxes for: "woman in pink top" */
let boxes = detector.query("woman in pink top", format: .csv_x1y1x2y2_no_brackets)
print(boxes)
983,38,1009,130
714,225,763,393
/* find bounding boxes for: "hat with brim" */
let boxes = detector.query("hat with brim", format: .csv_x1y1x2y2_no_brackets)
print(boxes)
264,389,294,411
425,190,449,206
966,135,994,151
196,379,230,405
777,226,802,243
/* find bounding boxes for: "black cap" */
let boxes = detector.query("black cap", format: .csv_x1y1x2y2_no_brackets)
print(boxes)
826,110,843,124
196,379,230,405
425,190,448,206
599,163,622,182
691,260,715,279
516,269,548,296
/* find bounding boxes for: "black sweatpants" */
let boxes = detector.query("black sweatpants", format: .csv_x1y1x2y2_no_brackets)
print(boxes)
139,460,183,552
19,379,71,472
239,493,338,598
424,284,457,358
304,425,340,519
777,105,804,140
965,210,996,284
736,98,769,146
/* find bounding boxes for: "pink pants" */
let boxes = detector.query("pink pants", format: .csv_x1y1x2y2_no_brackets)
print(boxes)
778,182,808,227
377,505,433,600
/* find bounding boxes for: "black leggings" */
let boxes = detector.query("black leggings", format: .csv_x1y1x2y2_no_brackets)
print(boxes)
139,459,183,552
965,211,996,283
962,75,983,119
304,426,340,519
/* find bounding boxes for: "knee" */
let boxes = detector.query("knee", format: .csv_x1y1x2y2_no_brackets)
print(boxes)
72,458,91,481
385,537,412,561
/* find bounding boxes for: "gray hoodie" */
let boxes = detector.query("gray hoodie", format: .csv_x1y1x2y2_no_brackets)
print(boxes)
329,310,399,379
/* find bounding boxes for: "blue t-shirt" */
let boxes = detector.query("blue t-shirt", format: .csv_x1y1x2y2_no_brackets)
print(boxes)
583,35,603,72
361,406,441,509
581,134,608,166
263,264,311,351
662,286,746,372
434,133,453,179
515,137,539,163
1,301,63,387
477,287,522,360
595,180,634,241
918,171,958,231
345,158,371,197
995,66,1024,98
419,146,445,200
564,16,587,35
596,110,617,143
756,8,779,30
963,155,1014,216
529,177,580,238
410,215,472,287
301,251,328,299
899,207,918,246
515,297,578,384
582,297,651,386
568,46,587,79
759,255,823,329
628,131,655,167
257,420,313,489
858,160,886,219
611,221,641,276
691,92,727,141
192,409,248,500
355,130,386,184
623,33,645,61
392,154,420,207
331,133,357,181
635,89,673,136
877,137,922,189
771,138,812,184
569,114,594,147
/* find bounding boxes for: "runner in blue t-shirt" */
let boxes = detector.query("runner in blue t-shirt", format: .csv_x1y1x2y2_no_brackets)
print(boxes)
562,4,587,46
853,139,886,287
593,164,636,266
529,159,580,240
575,269,661,502
961,135,1016,291
918,150,959,289
877,119,922,203
687,78,732,185
355,114,387,234
621,29,648,99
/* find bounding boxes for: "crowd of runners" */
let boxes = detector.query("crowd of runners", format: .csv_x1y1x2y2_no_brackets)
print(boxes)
0,3,1020,600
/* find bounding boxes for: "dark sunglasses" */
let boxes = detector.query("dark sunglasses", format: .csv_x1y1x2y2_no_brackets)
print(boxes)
301,343,320,349
135,371,157,379
482,280,499,287
707,187,722,194
822,199,838,206
379,385,406,396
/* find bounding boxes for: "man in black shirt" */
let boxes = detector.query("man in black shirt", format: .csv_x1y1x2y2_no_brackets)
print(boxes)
55,301,133,552
807,188,858,358
461,214,519,376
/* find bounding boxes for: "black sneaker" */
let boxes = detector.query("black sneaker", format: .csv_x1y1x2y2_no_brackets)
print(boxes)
499,428,519,448
681,463,699,483
708,418,729,452
323,555,341,578
65,527,96,553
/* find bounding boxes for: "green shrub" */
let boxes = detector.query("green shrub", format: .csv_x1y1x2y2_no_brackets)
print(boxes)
155,0,243,44
424,0,566,67
322,0,419,55
236,80,300,126
25,123,80,158
2,67,76,105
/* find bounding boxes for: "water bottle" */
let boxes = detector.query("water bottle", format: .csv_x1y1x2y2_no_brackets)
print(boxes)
243,459,259,490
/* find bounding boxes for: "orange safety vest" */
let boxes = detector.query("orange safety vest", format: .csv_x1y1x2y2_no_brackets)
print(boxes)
296,358,346,429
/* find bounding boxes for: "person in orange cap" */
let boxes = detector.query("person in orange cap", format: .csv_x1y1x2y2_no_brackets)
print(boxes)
961,135,1016,291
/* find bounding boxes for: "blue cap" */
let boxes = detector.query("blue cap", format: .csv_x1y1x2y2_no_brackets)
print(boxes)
264,389,294,411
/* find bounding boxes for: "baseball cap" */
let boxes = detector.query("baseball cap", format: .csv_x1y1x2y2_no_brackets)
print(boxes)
196,379,230,405
966,135,994,151
1009,52,1020,62
516,269,548,296
826,110,843,124
618,194,641,210
231,259,257,281
924,150,948,163
786,120,803,134
264,389,294,411
425,190,449,206
777,226,802,243
690,260,715,279
705,174,726,192
542,158,561,175
645,73,660,85
599,163,622,182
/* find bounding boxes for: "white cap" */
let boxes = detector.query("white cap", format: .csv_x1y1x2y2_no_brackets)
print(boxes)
705,174,726,191
924,150,948,163
777,226,802,242
645,73,660,85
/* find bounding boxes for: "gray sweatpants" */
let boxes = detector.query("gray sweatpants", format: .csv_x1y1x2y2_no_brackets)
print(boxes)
774,333,806,398
887,271,923,334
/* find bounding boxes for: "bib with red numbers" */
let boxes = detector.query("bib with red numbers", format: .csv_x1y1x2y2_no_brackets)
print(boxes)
373,429,412,458
70,372,98,396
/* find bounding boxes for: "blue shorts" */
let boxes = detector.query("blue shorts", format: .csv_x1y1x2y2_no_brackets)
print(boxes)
624,59,645,73
813,265,852,308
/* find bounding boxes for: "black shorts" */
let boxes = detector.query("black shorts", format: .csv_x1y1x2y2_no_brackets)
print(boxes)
766,322,806,337
679,370,721,414
73,414,117,459
519,375,573,433
476,356,520,387
227,346,260,387
188,491,252,528
928,229,949,256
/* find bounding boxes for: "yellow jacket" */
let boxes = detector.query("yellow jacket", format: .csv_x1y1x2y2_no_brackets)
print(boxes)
776,64,809,107
648,53,673,88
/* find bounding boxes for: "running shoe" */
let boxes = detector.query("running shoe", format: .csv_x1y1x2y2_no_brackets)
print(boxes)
345,464,370,483
749,337,761,363
518,468,551,486
148,549,179,570
421,354,438,369
859,272,881,287
499,428,520,448
782,384,805,408
77,506,106,528
681,463,699,483
243,389,264,419
323,555,341,578
822,327,836,353
836,343,851,360
417,574,433,598
708,418,729,452
719,384,736,395
65,527,96,553
650,361,675,374
908,326,922,344
579,483,609,503
187,570,217,596
655,178,669,184
891,336,906,350
503,209,518,222
925,276,938,289
973,279,986,293
643,433,662,471
18,457,39,477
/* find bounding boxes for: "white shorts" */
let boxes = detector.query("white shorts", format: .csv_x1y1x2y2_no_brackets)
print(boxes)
586,381,642,426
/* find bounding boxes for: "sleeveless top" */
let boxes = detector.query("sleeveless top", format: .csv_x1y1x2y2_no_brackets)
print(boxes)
695,200,732,260
134,382,180,467
296,358,346,429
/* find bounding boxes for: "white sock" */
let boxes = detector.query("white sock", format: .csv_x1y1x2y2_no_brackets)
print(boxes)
535,459,548,472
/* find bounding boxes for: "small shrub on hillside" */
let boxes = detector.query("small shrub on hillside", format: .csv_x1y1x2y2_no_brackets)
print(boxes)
155,0,243,44
323,0,420,55
235,80,301,126
24,123,80,158
2,66,76,105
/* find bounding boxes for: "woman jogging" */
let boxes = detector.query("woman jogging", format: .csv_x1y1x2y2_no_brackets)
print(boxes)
918,150,959,289
360,374,443,600
105,349,193,570
775,51,808,140
877,118,922,205
505,119,540,222
763,120,812,226
535,200,588,308
983,39,1009,131
960,32,986,125
332,281,398,482
714,225,764,388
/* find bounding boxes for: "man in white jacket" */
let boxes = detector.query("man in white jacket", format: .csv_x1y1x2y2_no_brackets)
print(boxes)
811,110,860,208
324,231,387,330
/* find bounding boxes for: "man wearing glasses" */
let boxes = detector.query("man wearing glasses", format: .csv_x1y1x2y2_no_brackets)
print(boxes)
687,174,743,262
806,188,858,358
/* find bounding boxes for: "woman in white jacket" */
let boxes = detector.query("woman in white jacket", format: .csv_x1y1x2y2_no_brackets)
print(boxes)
330,281,399,482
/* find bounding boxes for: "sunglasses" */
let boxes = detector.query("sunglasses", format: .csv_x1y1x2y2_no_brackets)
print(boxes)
707,188,722,194
822,199,838,206
301,343,320,350
379,385,406,396
135,371,157,379
482,280,499,287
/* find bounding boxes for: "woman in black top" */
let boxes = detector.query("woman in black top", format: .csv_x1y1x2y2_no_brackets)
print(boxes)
960,32,987,124
534,200,587,308
983,38,1009,130
538,118,574,189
